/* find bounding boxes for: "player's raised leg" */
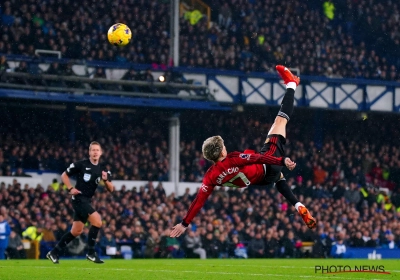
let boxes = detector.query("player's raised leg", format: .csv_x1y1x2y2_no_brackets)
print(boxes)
276,173,316,229
271,65,316,229
267,65,300,137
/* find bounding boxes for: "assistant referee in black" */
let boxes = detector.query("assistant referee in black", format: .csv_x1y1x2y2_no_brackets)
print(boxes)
47,141,114,264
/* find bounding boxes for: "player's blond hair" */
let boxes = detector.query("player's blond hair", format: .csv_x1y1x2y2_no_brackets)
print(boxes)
202,136,224,162
89,141,102,151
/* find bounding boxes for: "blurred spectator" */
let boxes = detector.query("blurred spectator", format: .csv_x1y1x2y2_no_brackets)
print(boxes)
383,234,398,249
6,231,26,259
91,68,109,90
12,168,31,177
144,231,160,258
231,236,248,259
139,69,157,93
15,62,28,74
248,232,265,258
313,231,334,258
344,183,361,205
55,223,69,241
0,56,10,78
121,68,140,92
46,62,65,87
323,0,335,20
215,234,229,258
218,3,232,29
313,165,328,184
365,232,380,248
164,229,184,258
330,233,348,258
47,62,65,76
22,222,43,241
184,229,206,259
264,231,279,258
42,223,56,242
131,224,146,258
280,231,302,258
12,61,29,84
202,232,219,258
50,179,60,192
0,214,11,259
100,231,118,257
350,232,365,247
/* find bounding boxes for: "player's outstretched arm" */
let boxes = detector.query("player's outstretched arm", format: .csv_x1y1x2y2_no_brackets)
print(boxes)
170,223,187,238
170,184,214,238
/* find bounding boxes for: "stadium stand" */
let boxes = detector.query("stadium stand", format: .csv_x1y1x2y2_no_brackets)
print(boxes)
2,107,400,187
1,173,399,259
0,107,171,180
1,0,400,80
1,107,400,259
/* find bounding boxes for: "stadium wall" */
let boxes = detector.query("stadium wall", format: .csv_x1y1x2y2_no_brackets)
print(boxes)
0,176,43,188
1,173,391,197
346,248,400,259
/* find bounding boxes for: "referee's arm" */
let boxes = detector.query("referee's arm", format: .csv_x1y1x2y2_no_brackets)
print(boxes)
61,171,81,194
62,162,82,194
61,172,73,190
102,171,114,192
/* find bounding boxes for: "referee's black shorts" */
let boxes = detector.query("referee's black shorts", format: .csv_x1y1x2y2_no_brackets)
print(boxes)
260,134,286,184
71,195,95,223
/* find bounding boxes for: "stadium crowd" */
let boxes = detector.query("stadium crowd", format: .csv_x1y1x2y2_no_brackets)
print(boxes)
0,173,399,260
0,108,400,259
2,107,400,189
1,0,400,81
0,107,171,181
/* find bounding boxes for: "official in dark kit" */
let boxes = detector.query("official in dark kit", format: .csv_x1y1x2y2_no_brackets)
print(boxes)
47,141,114,264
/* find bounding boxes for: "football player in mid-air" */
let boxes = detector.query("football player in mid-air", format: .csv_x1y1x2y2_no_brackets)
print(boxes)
170,65,316,238
47,141,114,264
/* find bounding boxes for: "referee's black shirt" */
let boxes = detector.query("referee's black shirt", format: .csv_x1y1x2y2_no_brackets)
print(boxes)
65,159,111,198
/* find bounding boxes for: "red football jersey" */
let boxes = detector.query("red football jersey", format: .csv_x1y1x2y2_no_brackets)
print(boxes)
182,151,285,226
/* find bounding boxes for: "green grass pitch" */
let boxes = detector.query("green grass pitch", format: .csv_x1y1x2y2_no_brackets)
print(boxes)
1,259,399,280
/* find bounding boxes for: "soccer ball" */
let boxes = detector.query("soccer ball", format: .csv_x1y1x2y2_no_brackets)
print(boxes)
107,23,132,46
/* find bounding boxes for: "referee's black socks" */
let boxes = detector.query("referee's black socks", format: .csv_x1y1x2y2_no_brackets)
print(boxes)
53,232,76,254
87,226,101,255
275,177,299,206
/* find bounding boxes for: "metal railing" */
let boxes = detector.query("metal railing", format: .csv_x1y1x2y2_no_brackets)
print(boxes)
34,49,62,59
0,72,212,100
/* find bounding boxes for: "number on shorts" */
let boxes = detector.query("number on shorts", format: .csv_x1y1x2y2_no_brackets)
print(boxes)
222,172,250,188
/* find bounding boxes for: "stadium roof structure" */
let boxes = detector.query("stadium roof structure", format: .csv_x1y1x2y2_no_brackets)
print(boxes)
1,54,400,113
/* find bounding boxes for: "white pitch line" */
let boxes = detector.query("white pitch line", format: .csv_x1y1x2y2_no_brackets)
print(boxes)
180,262,400,272
163,263,315,269
0,265,391,280
191,263,315,269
